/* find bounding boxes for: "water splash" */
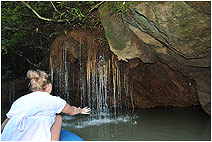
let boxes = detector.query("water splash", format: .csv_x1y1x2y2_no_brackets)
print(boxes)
62,113,138,129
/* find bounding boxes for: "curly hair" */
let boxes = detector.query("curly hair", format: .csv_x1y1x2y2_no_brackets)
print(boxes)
27,70,51,92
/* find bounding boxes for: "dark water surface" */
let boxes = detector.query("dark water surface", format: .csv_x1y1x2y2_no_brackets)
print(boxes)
62,107,211,141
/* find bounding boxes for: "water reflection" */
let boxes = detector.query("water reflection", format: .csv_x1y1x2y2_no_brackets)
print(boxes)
61,107,210,141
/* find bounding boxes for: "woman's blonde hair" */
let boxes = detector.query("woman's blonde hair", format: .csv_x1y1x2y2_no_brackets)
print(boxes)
27,69,50,92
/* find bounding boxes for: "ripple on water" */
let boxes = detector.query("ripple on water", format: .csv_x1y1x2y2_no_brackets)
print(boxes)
62,114,138,129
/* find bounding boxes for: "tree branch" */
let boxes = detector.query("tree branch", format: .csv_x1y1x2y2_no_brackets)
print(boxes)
21,1,65,22
50,1,61,14
18,52,41,67
89,1,105,13
3,26,34,31
82,1,105,23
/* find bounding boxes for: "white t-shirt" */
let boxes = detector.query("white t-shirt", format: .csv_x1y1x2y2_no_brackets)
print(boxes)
1,91,67,141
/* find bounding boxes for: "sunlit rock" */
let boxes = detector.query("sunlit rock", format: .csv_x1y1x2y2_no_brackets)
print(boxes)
99,1,210,114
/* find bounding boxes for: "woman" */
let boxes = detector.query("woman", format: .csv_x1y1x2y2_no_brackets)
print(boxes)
1,69,91,141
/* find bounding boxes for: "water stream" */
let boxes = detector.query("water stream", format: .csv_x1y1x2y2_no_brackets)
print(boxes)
50,36,132,116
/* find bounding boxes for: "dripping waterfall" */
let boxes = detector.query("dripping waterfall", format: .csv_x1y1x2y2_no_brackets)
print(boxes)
50,33,133,118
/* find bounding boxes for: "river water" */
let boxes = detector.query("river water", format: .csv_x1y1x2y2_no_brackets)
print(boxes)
61,107,211,141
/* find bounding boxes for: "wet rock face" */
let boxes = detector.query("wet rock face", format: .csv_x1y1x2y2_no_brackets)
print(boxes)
130,60,198,108
99,1,210,114
50,29,198,111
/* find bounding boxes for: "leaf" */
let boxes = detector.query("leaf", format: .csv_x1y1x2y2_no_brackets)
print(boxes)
7,30,26,48
64,31,67,35
49,32,58,38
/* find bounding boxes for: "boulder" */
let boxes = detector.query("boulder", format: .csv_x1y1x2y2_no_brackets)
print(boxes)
99,1,210,114
50,29,199,111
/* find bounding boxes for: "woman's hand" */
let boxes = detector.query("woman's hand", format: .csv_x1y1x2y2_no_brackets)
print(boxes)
80,107,91,114
62,104,91,115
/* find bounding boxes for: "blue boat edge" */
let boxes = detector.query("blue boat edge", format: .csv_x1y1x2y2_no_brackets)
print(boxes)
59,129,84,141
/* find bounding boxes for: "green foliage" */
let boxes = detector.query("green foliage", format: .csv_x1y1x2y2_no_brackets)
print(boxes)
49,1,98,26
1,1,129,81
49,32,58,38
1,2,26,52
105,1,134,18
2,31,26,52
1,2,22,26
1,1,103,80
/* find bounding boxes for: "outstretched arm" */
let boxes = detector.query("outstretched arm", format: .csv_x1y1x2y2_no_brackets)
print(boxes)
62,104,91,115
1,118,10,133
